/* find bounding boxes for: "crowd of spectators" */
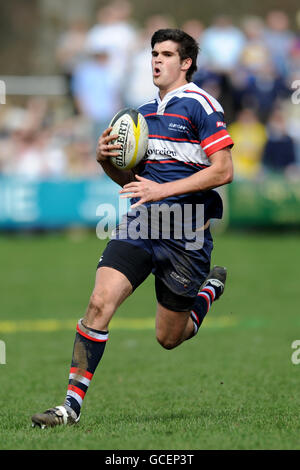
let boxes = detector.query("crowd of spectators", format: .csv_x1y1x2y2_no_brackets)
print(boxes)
0,1,299,181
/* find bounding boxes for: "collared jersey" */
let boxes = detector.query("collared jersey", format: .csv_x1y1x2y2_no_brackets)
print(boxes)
134,81,234,220
139,82,233,166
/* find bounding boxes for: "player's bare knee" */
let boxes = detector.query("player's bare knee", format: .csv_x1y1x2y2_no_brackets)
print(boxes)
86,291,115,322
156,334,180,350
87,292,106,317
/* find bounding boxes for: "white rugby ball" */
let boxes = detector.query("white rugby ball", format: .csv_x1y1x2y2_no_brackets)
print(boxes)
109,108,149,170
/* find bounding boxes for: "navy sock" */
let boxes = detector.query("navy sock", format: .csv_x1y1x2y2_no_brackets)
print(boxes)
64,319,108,417
190,282,219,336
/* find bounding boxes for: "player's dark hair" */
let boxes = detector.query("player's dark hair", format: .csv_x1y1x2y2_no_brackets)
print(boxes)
151,28,199,82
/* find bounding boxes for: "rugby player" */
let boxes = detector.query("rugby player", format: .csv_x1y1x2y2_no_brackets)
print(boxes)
32,28,234,428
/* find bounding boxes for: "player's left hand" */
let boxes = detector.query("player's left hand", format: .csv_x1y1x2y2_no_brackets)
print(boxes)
119,175,168,209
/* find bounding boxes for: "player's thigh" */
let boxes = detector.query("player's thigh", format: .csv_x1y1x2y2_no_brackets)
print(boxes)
85,240,153,330
84,266,133,330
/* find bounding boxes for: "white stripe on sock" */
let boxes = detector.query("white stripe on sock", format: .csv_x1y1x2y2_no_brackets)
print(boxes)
66,390,83,406
69,373,91,387
203,285,216,300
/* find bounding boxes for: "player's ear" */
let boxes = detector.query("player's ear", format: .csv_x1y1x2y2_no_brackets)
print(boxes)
181,57,192,72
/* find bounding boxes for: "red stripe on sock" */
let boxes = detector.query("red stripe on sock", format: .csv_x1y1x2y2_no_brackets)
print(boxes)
198,293,210,311
191,310,200,324
202,287,215,301
68,384,86,399
76,324,108,342
70,367,93,380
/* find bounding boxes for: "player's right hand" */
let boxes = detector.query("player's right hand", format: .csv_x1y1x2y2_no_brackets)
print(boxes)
96,127,121,163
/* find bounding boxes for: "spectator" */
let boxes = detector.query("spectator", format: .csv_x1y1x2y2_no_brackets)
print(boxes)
243,61,289,122
181,19,205,41
71,43,121,150
65,139,99,177
199,15,246,121
85,0,137,91
55,19,88,112
0,103,26,173
289,38,300,79
263,10,295,78
124,14,175,108
1,11,299,182
193,70,222,100
200,15,246,73
5,128,67,179
239,16,270,74
228,108,267,179
284,12,300,164
262,108,296,174
230,16,290,121
185,19,222,97
283,98,300,167
284,60,300,166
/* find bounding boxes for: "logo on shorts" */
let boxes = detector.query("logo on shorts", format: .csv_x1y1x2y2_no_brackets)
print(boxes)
170,271,190,286
216,121,226,128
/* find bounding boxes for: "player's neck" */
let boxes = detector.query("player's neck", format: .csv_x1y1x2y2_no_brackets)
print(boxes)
158,79,188,101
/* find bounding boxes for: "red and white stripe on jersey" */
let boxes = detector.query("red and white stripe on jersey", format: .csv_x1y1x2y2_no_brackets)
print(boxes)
146,137,210,166
183,89,219,115
145,112,196,129
201,129,234,157
148,134,200,144
181,83,223,114
76,318,109,342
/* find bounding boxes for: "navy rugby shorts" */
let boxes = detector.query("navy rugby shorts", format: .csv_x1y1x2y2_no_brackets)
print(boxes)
97,216,213,312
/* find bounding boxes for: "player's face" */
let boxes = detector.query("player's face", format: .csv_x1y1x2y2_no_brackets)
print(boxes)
151,40,191,98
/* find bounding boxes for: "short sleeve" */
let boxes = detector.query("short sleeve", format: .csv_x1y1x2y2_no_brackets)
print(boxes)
193,101,234,157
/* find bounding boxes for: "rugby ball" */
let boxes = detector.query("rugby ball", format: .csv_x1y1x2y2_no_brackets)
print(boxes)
109,108,149,170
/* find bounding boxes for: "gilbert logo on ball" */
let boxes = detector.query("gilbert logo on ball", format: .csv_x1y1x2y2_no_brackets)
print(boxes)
109,108,149,170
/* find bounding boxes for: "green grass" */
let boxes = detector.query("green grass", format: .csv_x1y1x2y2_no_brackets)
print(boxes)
0,229,300,450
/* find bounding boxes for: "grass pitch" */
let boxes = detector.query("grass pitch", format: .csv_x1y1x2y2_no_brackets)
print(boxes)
0,229,300,450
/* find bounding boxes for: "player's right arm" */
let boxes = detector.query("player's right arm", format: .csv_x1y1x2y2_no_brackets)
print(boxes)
96,127,136,187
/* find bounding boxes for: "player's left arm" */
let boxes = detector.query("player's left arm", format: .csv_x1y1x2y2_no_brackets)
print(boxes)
120,146,233,209
163,146,234,194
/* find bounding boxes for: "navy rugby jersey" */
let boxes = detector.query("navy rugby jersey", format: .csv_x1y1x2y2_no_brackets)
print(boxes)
133,82,234,222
